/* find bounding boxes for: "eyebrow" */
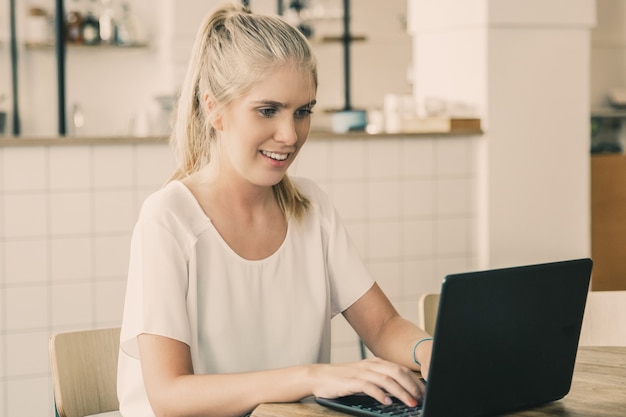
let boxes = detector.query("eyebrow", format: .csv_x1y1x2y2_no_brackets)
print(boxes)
252,99,317,108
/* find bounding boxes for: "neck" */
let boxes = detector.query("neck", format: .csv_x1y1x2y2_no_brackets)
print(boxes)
194,163,277,212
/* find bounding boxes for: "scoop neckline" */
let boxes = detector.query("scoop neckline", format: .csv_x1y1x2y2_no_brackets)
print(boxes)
170,180,291,264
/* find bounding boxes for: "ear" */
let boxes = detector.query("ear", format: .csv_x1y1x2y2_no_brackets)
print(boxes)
204,93,223,131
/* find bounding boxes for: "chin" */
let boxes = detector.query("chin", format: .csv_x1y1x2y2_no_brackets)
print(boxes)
256,174,286,188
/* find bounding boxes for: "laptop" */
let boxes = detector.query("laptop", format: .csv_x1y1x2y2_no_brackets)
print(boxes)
316,258,593,417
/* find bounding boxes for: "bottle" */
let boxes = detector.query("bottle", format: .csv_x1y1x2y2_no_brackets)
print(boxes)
98,0,117,45
26,7,52,45
65,0,83,44
115,2,140,46
71,103,85,136
82,0,100,45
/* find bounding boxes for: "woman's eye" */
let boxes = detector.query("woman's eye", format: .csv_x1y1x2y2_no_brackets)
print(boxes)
295,108,313,119
258,108,277,118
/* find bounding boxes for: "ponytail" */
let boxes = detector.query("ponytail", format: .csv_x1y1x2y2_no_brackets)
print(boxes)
168,2,316,220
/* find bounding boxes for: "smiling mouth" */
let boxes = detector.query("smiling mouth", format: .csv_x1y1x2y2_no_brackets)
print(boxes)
260,150,289,161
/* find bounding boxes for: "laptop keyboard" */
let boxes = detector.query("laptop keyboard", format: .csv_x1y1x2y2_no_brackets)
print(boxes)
315,395,423,417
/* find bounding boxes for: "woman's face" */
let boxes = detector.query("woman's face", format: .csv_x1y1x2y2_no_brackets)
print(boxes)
212,63,317,188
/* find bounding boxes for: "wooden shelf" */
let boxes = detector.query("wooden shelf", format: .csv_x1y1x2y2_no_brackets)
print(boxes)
315,35,366,43
591,107,626,118
24,41,149,50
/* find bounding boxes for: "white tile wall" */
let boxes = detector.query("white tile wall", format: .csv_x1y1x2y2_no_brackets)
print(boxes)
0,135,480,417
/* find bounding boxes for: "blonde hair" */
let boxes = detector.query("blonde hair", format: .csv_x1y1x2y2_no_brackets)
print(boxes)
169,2,316,221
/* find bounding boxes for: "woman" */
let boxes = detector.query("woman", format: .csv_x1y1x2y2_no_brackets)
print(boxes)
117,3,433,417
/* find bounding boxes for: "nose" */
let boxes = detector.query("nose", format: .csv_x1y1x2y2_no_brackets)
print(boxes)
274,116,298,145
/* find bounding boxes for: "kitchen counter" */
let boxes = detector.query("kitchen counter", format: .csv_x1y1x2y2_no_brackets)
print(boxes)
0,127,483,147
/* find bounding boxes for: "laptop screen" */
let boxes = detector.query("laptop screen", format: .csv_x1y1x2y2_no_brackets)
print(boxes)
422,258,592,417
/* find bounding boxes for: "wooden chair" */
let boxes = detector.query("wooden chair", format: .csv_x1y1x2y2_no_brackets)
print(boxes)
418,293,440,336
49,327,121,417
579,290,626,346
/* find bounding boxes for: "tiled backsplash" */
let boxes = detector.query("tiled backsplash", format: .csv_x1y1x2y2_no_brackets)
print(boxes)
0,135,481,417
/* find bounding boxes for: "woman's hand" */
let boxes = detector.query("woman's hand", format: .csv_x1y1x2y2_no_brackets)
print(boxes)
309,357,426,407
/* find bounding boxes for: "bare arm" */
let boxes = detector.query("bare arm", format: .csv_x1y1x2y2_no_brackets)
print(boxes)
138,329,426,417
138,334,314,417
343,283,434,379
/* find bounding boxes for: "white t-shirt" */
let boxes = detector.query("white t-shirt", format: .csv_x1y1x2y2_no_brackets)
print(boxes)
117,176,374,417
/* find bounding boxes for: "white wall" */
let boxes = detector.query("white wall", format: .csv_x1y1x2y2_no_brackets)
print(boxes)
591,0,626,108
409,0,595,269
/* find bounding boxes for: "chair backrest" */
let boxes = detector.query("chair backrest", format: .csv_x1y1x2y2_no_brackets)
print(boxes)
579,290,626,346
418,293,440,336
49,327,121,417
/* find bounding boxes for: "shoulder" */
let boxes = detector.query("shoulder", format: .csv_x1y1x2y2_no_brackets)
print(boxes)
138,181,209,235
290,176,337,225
290,176,331,207
140,181,191,217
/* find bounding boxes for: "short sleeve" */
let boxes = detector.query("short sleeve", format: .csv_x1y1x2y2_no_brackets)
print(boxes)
326,204,375,316
119,219,193,358
293,177,375,317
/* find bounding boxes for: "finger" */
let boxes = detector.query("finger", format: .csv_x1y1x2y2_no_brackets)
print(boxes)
416,377,427,400
360,368,419,407
404,371,426,401
363,361,421,403
357,381,394,406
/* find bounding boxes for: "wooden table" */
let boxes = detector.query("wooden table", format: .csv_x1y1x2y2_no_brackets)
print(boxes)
251,346,626,417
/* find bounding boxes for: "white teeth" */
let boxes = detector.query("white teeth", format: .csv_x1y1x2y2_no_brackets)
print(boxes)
261,150,288,161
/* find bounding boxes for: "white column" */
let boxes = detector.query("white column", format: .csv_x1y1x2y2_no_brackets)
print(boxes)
408,0,596,268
